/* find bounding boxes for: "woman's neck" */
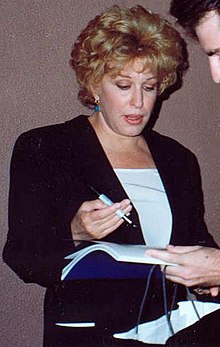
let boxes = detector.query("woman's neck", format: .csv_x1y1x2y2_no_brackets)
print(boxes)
89,113,155,169
89,112,144,152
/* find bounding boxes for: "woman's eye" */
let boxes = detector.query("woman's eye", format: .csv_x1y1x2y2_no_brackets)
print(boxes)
116,84,130,90
143,85,157,92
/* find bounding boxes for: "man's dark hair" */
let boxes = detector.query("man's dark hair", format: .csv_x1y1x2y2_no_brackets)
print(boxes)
170,0,220,38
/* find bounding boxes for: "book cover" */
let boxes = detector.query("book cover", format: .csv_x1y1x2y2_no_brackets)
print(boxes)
62,241,175,281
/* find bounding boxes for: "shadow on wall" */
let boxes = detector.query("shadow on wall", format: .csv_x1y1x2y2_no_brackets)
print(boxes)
148,37,189,129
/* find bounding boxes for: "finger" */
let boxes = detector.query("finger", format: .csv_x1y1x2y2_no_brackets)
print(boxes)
165,274,198,287
162,264,189,279
210,287,220,297
164,274,188,286
160,265,165,272
89,202,125,222
166,245,202,254
120,204,132,217
119,199,132,210
82,207,126,239
113,200,132,220
96,218,125,239
78,200,132,239
70,202,122,242
86,217,124,240
85,198,132,222
146,249,178,264
93,210,125,230
162,265,203,287
80,199,107,212
90,199,133,226
90,202,133,238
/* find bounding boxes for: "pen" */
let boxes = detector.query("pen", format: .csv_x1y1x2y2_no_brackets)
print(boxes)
89,185,137,227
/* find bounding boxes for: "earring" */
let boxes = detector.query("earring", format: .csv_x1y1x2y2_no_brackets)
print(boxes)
94,97,100,112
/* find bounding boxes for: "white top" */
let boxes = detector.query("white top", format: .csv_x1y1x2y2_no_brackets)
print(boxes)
114,168,172,248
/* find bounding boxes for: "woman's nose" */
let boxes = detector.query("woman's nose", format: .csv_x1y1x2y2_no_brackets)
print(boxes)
131,89,144,108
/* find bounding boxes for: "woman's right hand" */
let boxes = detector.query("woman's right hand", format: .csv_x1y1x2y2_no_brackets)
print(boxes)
70,198,132,243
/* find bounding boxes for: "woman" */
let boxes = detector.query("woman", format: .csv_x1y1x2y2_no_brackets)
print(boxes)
3,5,219,347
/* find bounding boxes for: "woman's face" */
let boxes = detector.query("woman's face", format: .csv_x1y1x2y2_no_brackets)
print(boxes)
93,59,158,139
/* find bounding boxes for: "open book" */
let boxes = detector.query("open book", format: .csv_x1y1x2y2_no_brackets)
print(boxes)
61,241,175,281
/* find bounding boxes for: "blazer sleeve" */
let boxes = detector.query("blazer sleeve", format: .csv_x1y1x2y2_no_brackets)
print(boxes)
3,129,80,287
188,151,218,247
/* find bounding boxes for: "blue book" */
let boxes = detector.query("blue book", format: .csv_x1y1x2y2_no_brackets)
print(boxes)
62,241,174,281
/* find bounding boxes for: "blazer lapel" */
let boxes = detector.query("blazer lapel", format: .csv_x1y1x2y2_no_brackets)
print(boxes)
67,115,145,244
144,129,188,245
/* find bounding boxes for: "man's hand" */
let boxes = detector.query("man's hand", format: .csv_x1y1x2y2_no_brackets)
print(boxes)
147,245,220,296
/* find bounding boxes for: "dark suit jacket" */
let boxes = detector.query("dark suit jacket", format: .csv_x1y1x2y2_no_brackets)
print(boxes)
3,115,218,346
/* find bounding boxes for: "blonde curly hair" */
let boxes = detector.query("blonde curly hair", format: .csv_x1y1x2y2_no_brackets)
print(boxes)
70,5,185,108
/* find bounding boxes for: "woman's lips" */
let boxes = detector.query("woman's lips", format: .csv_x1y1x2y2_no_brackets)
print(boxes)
124,114,144,125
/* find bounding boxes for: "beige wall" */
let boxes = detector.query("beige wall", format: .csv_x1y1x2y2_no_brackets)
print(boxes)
1,1,219,346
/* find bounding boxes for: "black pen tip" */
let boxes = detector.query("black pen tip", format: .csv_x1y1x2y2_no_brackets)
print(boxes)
89,185,100,196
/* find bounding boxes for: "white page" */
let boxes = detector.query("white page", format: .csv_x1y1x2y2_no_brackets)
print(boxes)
62,241,175,280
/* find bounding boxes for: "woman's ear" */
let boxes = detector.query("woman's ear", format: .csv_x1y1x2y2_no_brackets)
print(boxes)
93,93,100,103
89,85,100,111
90,82,101,100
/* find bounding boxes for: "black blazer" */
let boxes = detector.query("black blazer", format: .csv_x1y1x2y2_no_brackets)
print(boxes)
3,115,217,346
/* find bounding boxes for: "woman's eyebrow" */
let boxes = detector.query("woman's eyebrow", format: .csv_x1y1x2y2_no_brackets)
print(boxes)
117,74,157,81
